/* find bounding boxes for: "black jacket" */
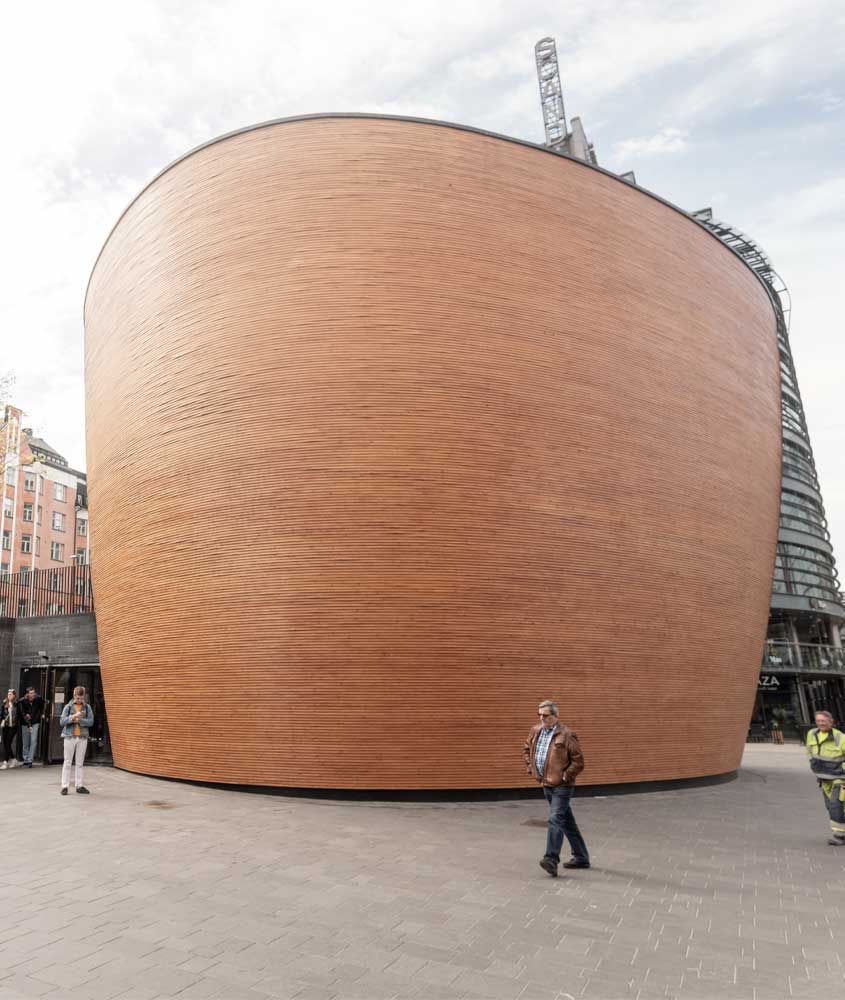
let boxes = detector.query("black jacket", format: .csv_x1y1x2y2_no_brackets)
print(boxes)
0,702,20,728
20,697,45,726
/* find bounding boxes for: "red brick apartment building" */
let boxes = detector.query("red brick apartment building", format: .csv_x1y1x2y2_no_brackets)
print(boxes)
1,404,89,578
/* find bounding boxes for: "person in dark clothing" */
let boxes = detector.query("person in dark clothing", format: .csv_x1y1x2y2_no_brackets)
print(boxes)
20,687,45,768
0,690,22,769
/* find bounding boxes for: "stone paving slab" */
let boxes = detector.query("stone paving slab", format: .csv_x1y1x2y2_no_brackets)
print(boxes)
0,745,842,999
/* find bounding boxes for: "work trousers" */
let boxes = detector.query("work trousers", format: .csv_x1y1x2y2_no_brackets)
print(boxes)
821,780,845,837
62,737,88,790
543,784,590,864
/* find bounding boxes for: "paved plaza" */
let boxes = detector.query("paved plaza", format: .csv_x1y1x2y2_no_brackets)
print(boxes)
0,745,842,1000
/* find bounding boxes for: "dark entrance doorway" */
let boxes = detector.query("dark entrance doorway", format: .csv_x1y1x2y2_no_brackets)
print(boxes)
17,664,111,765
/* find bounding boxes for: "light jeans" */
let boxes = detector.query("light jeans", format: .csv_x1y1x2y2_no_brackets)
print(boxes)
21,724,39,764
62,737,88,789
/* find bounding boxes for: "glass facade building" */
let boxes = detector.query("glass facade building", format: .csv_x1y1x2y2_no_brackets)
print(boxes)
693,211,845,733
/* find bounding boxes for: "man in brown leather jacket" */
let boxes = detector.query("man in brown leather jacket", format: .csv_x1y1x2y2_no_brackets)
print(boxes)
523,699,589,877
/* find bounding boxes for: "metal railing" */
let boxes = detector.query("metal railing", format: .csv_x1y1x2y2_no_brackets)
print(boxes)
0,565,93,618
762,642,845,674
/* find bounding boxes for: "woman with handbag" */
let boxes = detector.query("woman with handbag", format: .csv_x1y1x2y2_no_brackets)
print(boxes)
806,710,845,845
0,690,22,769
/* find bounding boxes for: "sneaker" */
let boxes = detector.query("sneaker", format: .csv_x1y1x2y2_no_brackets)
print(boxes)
828,835,845,845
76,787,90,794
24,763,32,768
563,860,591,869
0,763,7,770
60,787,68,795
539,857,558,877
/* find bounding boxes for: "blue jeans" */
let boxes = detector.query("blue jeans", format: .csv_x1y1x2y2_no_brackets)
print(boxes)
543,784,589,864
22,724,39,764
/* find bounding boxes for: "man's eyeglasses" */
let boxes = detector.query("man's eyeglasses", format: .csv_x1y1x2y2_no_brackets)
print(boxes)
538,712,554,718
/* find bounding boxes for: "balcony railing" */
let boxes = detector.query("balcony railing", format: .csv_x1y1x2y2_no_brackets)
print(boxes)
762,642,845,674
0,565,93,618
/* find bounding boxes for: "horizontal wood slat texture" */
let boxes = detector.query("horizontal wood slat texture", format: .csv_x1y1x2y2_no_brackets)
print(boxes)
84,117,781,788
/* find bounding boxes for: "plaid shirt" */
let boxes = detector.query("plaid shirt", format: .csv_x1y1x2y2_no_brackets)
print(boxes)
534,724,558,779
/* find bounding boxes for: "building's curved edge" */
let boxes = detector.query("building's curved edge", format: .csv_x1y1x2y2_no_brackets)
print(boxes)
82,112,779,324
115,765,738,802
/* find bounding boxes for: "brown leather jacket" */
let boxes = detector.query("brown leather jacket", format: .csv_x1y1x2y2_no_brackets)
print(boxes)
523,723,585,786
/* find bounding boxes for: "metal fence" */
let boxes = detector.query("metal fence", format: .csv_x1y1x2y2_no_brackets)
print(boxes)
0,565,93,618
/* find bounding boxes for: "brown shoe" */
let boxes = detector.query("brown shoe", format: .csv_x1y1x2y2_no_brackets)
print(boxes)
539,857,558,876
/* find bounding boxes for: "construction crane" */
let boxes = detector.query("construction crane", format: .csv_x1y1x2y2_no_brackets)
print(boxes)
534,36,598,166
534,37,568,150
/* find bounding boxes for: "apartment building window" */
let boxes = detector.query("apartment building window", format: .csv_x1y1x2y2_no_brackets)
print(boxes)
23,502,33,522
52,511,65,531
4,467,15,487
18,565,29,579
2,498,11,518
47,569,61,591
37,505,42,524
50,541,64,562
54,482,66,502
0,597,5,616
47,602,64,615
77,519,88,537
35,536,40,556
24,474,35,491
21,534,32,554
0,563,8,578
17,598,27,616
74,548,87,565
1,530,10,551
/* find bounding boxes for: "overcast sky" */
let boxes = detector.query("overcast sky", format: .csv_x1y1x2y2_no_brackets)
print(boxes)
2,0,843,560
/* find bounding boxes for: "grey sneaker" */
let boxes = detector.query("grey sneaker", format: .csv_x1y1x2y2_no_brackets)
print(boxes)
828,835,845,845
539,857,558,876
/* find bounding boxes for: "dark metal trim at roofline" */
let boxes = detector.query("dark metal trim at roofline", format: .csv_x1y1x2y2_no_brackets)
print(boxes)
83,112,781,325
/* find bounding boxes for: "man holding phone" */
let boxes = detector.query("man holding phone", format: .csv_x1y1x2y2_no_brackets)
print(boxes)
59,686,94,796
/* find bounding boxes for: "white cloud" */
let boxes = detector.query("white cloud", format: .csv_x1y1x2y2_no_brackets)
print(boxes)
614,126,690,158
0,0,844,570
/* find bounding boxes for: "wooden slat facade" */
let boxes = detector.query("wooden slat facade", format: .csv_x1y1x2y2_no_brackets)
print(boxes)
84,117,782,789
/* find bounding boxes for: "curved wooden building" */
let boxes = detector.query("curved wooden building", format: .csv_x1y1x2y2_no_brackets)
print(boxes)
84,115,781,789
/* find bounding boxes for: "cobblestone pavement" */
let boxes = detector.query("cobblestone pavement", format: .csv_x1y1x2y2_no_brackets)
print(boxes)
0,745,841,1000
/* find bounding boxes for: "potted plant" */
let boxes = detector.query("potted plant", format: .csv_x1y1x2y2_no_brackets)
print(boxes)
769,707,790,744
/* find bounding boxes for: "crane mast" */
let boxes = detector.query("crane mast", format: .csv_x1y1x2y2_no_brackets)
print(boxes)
534,36,598,166
534,37,568,150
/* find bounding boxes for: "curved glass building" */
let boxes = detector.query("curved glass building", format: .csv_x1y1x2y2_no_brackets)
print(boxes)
693,210,845,728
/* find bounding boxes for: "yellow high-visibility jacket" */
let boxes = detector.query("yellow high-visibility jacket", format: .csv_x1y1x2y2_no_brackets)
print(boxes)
806,727,845,780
